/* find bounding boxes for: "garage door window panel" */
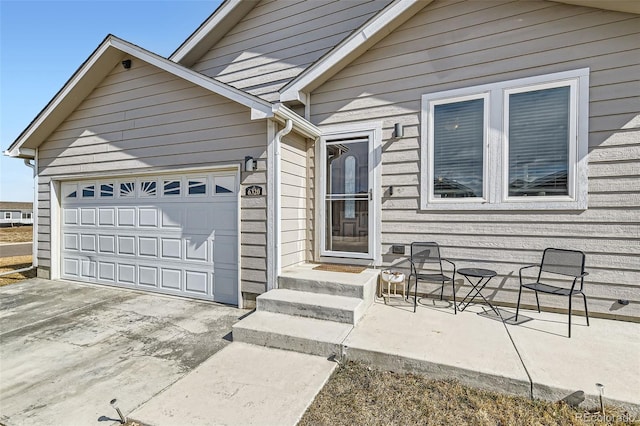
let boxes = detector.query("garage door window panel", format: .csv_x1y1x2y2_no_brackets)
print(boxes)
188,178,207,196
119,182,135,197
140,181,157,197
82,184,95,198
163,180,181,196
100,183,114,198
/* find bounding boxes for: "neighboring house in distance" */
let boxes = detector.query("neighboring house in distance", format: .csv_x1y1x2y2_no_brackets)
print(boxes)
4,0,639,319
0,202,33,227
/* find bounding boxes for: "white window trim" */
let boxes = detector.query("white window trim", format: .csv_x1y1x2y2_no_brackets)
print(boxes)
426,92,490,206
420,68,589,211
4,212,10,219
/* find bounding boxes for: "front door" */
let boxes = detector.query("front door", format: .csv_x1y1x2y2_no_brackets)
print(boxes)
322,135,374,259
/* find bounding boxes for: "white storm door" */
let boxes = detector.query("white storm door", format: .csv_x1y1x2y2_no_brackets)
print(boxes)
322,136,374,259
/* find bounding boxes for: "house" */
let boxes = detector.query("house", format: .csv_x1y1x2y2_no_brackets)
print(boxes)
0,202,33,227
4,0,638,319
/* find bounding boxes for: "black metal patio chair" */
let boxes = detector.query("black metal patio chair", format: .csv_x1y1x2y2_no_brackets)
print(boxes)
515,248,589,338
406,242,456,313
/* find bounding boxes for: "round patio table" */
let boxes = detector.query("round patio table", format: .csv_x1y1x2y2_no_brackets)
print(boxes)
457,268,499,315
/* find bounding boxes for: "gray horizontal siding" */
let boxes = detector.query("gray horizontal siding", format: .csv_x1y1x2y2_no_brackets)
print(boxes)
36,60,269,295
191,0,391,101
311,0,640,320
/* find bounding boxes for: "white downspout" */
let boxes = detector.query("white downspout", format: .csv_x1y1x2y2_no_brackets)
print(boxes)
23,156,38,269
274,119,293,280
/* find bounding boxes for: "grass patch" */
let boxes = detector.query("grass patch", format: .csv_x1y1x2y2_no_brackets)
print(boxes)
0,255,36,286
0,225,33,243
300,361,638,426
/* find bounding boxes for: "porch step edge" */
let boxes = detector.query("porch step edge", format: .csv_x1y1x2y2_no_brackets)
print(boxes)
232,311,352,357
257,289,364,324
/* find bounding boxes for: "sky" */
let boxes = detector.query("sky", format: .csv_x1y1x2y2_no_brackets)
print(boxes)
0,0,223,202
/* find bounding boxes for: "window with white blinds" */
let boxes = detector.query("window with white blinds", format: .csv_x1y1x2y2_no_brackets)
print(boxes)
507,86,570,197
421,68,588,210
433,97,486,199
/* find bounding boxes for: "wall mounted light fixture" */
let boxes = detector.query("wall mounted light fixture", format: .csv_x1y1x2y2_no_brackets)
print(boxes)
245,156,256,172
393,122,404,138
121,59,132,69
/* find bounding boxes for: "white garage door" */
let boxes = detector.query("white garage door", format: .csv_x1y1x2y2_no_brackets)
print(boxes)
60,171,239,305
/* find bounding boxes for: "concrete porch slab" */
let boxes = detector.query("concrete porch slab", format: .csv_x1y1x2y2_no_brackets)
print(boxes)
343,299,531,397
503,309,640,410
343,295,640,413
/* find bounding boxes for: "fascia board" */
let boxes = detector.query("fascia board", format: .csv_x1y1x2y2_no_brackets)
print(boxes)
170,0,259,66
5,35,273,158
272,103,321,139
5,38,121,158
555,0,640,14
111,38,273,117
280,0,431,104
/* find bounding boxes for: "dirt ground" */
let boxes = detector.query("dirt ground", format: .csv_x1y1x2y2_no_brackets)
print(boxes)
0,255,36,286
0,225,33,243
299,361,638,426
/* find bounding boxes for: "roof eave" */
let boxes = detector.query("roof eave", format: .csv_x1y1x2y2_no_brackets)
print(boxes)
279,0,432,104
272,104,321,139
170,0,259,67
555,0,640,14
5,35,274,158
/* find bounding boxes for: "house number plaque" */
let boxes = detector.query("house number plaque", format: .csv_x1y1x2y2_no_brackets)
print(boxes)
245,185,263,196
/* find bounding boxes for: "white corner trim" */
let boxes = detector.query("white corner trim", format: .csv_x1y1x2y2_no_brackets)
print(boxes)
266,120,278,290
279,0,429,103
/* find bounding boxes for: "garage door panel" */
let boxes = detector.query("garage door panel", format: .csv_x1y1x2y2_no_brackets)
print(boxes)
64,209,78,225
61,171,238,305
161,207,183,229
138,208,158,227
185,240,208,262
161,268,182,290
64,234,78,250
81,259,97,278
210,204,236,230
118,264,136,284
161,238,182,259
98,235,116,254
185,206,211,233
213,270,237,305
118,236,136,256
99,208,116,226
98,262,116,282
118,208,136,227
80,234,96,252
214,235,238,265
185,271,208,295
139,266,159,287
64,258,79,276
139,237,159,258
80,209,96,225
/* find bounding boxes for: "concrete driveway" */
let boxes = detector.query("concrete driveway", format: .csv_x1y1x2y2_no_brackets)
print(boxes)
0,278,244,426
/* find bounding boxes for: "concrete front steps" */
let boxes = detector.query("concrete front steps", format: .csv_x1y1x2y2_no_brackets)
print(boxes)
233,264,379,357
